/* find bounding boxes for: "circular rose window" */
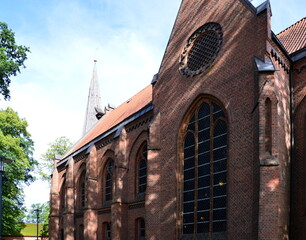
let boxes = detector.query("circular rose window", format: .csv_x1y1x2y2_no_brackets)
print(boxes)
179,23,223,77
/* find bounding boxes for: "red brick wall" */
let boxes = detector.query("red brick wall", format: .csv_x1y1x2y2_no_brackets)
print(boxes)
48,0,301,239
61,112,152,239
150,0,287,239
291,57,306,238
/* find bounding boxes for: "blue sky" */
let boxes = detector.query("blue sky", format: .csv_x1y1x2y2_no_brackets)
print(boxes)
0,0,304,207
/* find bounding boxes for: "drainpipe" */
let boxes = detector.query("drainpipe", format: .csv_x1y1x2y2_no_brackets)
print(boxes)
289,66,294,238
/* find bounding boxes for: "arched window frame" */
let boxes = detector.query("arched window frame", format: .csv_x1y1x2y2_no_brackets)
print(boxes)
78,170,86,210
59,178,66,212
265,97,272,155
136,142,148,197
103,158,114,203
179,98,228,237
259,93,279,166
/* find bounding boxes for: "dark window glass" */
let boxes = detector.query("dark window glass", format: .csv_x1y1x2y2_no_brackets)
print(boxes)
138,144,147,194
265,98,272,154
213,103,225,121
80,172,86,208
182,101,227,236
187,114,195,131
60,181,65,211
105,160,114,201
183,132,195,234
184,190,195,202
79,224,84,240
140,218,145,238
81,180,85,208
104,222,111,240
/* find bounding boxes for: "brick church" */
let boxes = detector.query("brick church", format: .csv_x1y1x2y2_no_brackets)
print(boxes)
49,0,306,239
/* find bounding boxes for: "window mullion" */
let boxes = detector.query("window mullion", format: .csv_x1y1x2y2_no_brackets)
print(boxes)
194,110,199,234
209,103,214,235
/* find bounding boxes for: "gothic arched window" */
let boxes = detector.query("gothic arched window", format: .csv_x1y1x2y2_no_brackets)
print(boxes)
265,98,272,154
137,143,147,195
60,179,66,211
105,159,114,202
79,171,86,209
182,100,227,236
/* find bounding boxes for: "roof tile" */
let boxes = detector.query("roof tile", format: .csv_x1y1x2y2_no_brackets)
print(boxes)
277,17,306,54
67,85,152,156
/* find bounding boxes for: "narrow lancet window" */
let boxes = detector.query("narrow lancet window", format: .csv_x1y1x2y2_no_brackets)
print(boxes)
265,98,272,155
138,143,148,194
105,159,114,202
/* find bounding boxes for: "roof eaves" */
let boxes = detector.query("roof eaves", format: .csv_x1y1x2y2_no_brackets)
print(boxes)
272,31,292,62
290,47,306,62
57,103,154,168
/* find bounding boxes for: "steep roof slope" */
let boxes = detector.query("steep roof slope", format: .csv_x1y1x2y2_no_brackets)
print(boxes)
65,84,152,157
277,17,306,54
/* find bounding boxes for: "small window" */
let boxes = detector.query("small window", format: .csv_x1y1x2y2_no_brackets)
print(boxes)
79,171,86,209
104,222,111,240
60,180,66,211
105,159,114,202
79,224,84,240
265,98,272,154
136,218,145,240
81,180,85,208
138,143,148,194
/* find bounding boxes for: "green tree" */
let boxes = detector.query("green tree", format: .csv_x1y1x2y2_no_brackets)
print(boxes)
38,136,73,181
24,202,49,237
0,22,30,100
0,107,37,235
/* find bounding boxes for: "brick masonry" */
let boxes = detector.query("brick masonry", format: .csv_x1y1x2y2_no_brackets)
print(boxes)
49,0,305,239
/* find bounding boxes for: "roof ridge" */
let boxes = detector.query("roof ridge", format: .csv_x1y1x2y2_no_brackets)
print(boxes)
277,16,306,36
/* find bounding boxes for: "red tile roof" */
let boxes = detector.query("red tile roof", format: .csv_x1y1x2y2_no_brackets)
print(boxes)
277,17,306,54
66,85,152,156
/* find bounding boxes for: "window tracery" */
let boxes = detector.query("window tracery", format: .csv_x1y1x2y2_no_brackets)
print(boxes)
182,100,227,236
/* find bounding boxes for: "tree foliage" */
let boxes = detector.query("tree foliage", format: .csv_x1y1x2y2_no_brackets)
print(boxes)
0,22,30,100
24,202,49,237
0,107,37,235
38,136,73,181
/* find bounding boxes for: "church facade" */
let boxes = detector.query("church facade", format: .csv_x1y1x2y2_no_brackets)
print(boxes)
49,0,306,239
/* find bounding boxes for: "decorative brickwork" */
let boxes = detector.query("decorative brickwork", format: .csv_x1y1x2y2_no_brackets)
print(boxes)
49,0,305,239
179,23,223,77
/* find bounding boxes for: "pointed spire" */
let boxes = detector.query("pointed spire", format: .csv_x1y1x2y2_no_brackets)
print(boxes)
82,60,102,136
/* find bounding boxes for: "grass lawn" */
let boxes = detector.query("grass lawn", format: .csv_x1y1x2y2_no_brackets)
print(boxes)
19,223,42,236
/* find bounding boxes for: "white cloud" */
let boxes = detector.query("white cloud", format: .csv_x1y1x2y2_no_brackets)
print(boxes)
1,0,180,207
1,0,304,208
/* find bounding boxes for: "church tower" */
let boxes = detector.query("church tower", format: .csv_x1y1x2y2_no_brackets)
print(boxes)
82,60,102,136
